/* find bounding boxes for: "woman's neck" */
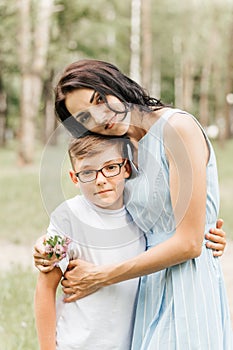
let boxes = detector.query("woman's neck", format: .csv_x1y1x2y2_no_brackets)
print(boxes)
127,107,167,142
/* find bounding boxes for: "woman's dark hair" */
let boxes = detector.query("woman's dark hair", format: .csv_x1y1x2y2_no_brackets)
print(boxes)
55,59,165,124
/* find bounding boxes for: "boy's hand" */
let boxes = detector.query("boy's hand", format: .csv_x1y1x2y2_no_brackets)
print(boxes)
205,219,226,257
33,236,61,273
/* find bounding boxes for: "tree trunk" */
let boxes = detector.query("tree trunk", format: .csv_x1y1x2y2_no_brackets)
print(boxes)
173,35,183,108
130,0,141,84
224,12,233,139
0,74,7,146
151,58,161,99
43,70,57,144
182,57,195,112
141,0,152,91
199,54,213,126
199,23,218,127
18,0,54,164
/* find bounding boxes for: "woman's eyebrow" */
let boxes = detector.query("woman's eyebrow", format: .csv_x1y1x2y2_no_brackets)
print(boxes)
74,111,88,120
89,90,96,103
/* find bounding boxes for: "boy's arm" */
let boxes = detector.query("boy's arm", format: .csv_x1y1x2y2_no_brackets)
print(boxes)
34,267,62,350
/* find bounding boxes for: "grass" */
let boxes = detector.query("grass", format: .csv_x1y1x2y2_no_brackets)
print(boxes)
0,267,38,350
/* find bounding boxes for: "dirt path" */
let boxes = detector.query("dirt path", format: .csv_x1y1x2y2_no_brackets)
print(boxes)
1,239,232,327
0,241,35,271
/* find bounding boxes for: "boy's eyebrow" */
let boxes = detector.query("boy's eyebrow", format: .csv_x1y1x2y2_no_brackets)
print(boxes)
77,158,123,171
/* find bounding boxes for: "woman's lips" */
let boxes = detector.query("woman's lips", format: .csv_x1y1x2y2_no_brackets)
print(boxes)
105,114,117,129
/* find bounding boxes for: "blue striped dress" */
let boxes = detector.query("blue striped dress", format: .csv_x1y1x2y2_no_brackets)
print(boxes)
124,109,233,349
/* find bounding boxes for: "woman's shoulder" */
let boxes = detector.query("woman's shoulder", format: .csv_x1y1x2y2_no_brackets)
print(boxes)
163,110,209,162
164,110,201,139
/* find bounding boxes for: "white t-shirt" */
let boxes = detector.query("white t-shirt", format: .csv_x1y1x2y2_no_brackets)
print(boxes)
47,195,145,350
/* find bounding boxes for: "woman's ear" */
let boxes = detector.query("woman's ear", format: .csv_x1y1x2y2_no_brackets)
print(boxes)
69,170,79,186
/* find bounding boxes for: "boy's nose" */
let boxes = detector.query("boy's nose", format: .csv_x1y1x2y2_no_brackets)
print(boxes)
95,171,107,184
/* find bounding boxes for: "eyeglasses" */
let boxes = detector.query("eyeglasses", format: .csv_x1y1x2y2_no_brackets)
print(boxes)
75,160,126,183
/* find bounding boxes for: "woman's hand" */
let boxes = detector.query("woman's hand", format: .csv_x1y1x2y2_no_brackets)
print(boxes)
61,259,106,302
33,235,61,273
205,219,226,257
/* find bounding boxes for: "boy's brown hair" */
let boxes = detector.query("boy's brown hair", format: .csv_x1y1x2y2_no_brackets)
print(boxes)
68,135,133,171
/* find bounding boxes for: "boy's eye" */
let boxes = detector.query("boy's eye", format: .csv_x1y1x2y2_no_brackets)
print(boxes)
105,164,118,171
81,170,95,176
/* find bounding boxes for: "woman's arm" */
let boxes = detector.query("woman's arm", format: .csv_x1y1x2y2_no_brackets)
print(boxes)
61,218,226,302
34,221,226,274
61,114,224,302
34,267,62,350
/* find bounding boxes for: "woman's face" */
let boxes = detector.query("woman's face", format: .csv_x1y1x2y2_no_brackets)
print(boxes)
65,88,131,136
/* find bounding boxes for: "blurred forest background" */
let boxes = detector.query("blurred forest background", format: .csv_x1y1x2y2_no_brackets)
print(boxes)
0,0,232,240
0,0,233,348
1,0,233,159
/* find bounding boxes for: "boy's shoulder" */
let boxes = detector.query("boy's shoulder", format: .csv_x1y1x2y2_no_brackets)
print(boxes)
51,195,86,218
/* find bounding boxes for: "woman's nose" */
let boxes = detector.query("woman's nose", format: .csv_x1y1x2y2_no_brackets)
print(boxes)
90,105,108,124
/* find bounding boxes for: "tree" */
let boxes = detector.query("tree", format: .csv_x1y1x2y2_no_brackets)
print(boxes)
0,74,7,146
130,0,141,83
141,0,152,91
18,0,54,164
224,10,233,139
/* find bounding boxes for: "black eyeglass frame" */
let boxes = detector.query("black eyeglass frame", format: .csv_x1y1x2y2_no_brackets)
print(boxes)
75,160,127,183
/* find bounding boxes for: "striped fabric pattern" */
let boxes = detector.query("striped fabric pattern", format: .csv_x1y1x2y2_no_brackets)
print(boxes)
125,109,233,349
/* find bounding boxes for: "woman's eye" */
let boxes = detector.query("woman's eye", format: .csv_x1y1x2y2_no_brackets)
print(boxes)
79,112,91,124
96,95,104,104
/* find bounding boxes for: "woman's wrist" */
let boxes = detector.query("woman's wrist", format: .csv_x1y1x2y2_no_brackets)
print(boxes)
99,260,138,286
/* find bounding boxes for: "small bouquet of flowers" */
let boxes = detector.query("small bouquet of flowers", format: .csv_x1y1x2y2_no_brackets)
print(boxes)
43,234,71,259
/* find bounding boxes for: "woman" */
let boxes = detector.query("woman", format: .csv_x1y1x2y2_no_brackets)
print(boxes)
35,59,232,349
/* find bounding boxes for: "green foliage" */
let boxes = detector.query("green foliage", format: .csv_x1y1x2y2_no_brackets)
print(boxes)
50,0,131,72
0,0,21,131
0,0,232,138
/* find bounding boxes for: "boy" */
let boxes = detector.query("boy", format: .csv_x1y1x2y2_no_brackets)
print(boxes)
34,135,145,350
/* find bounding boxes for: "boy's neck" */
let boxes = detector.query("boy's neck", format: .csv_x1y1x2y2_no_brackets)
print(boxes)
82,195,125,212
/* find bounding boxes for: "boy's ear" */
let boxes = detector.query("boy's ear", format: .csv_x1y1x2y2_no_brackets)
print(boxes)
69,170,79,185
124,161,131,179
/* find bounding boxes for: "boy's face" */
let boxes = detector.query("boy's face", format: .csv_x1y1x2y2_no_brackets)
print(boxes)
69,145,130,210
